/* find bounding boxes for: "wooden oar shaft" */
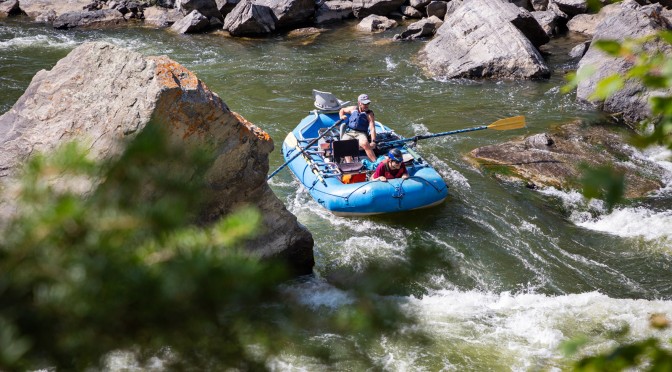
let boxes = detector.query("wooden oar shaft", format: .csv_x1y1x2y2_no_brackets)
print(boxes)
378,116,525,147
378,125,488,147
267,119,342,180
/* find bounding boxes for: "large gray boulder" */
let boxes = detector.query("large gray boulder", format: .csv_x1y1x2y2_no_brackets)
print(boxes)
551,0,587,16
394,15,443,40
576,0,672,125
179,0,223,20
216,0,240,16
445,0,465,17
143,5,183,27
426,1,447,19
418,0,550,80
352,0,406,18
170,9,211,32
400,5,423,18
0,0,21,17
0,42,315,275
255,0,315,29
16,0,91,21
315,0,352,23
532,9,562,36
566,2,620,36
222,0,276,35
52,9,126,29
356,14,397,31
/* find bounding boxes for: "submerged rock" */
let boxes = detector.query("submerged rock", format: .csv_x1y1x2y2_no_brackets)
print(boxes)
468,121,666,198
0,42,314,275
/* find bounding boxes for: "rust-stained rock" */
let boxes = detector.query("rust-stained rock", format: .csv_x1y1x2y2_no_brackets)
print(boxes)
468,121,666,198
0,42,314,275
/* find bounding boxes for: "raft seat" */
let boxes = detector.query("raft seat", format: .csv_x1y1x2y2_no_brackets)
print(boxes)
332,139,364,173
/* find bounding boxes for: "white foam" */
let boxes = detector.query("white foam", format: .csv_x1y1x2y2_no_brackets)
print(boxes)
284,280,355,310
384,56,397,71
401,290,672,370
411,123,430,136
576,207,672,242
425,153,471,190
643,146,672,196
539,187,671,245
332,236,406,271
0,34,78,50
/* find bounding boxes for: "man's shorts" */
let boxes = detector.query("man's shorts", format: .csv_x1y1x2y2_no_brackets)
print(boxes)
342,130,368,144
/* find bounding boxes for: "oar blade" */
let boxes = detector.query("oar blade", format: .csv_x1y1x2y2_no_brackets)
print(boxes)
487,115,526,130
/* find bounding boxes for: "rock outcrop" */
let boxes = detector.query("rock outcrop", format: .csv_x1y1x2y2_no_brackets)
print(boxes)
356,14,397,32
223,0,276,36
170,9,211,33
255,0,315,29
352,0,405,18
53,9,126,29
143,5,183,27
418,0,550,80
468,121,666,198
394,15,443,40
0,42,314,275
0,0,21,17
15,0,91,21
576,0,672,126
315,0,352,23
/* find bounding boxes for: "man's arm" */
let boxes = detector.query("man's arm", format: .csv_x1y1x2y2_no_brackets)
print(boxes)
339,106,354,120
367,112,376,144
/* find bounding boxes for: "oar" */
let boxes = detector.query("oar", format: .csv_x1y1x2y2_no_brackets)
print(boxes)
378,116,526,147
267,119,343,180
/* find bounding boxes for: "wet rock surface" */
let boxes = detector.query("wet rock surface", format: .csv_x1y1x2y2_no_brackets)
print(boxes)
469,121,666,198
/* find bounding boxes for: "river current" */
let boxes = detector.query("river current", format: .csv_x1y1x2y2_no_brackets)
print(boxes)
2,17,672,370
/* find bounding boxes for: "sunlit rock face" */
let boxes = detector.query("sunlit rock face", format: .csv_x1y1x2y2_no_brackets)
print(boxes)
0,42,314,275
418,0,550,80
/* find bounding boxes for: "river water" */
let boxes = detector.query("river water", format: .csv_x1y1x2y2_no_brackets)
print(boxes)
2,17,672,370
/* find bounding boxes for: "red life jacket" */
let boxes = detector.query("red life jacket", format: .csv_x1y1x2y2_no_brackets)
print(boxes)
373,160,407,179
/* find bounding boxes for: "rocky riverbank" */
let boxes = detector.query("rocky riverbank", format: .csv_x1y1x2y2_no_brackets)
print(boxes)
0,42,315,275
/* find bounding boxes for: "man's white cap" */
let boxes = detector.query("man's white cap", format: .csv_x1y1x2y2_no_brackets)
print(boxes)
358,94,371,104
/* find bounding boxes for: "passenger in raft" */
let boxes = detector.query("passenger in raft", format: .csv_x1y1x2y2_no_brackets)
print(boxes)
371,148,409,182
339,93,378,162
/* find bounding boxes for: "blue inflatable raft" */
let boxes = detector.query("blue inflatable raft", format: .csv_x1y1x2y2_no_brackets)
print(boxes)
280,95,448,216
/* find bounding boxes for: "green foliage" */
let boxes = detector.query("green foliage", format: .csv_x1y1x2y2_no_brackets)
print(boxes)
578,164,624,210
590,31,672,149
564,314,672,371
563,29,672,208
575,338,672,372
0,121,430,370
0,124,287,370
